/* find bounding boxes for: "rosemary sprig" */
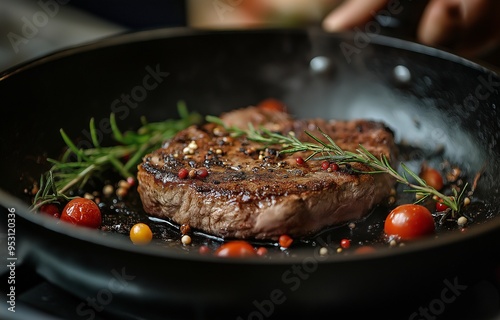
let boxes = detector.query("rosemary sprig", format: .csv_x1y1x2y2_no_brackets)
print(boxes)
31,171,76,210
207,116,466,215
31,101,201,211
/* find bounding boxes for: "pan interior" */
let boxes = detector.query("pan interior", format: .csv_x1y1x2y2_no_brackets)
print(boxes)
1,28,500,260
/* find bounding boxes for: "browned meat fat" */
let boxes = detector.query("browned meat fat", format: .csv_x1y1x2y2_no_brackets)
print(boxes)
137,105,397,240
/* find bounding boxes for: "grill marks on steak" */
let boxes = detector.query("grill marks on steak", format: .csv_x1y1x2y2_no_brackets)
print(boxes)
137,106,398,240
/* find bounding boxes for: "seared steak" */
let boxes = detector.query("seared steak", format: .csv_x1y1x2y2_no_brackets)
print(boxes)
137,105,397,240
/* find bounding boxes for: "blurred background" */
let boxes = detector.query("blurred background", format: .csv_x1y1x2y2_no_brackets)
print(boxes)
0,0,499,72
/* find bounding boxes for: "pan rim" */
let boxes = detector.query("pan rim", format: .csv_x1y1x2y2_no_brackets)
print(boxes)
1,26,499,79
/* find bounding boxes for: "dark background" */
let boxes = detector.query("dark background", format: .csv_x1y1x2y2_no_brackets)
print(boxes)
67,0,187,29
1,0,499,72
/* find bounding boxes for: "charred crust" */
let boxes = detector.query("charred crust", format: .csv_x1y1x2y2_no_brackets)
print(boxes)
136,107,398,240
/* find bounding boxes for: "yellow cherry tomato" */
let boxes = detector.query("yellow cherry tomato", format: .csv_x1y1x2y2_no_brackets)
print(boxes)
129,223,153,245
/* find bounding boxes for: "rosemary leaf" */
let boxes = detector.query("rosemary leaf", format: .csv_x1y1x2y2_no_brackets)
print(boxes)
60,129,90,162
110,113,125,144
32,104,201,209
89,117,100,148
304,130,329,149
401,163,427,186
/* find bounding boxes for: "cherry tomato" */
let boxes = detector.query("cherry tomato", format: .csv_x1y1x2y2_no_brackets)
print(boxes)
39,203,60,219
257,98,286,112
419,166,444,191
384,204,435,240
354,246,376,254
130,223,153,245
279,234,293,248
215,241,256,257
60,198,101,229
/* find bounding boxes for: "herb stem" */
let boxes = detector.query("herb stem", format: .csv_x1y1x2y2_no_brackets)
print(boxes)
209,117,465,214
58,163,96,194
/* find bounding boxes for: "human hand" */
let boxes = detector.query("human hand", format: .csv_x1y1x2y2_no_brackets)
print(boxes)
323,0,500,57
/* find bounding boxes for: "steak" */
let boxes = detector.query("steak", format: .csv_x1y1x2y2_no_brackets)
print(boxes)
137,105,398,240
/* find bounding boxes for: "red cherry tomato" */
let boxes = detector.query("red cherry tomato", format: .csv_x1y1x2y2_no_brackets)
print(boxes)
39,203,60,219
257,98,286,112
215,241,256,257
60,198,102,229
419,167,444,191
354,246,376,254
384,204,435,240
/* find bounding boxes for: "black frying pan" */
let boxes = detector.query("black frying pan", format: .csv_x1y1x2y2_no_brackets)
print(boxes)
1,28,500,320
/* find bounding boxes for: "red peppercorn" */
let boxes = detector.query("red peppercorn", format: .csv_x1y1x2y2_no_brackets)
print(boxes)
279,234,293,248
436,200,449,212
321,161,330,170
199,245,211,255
330,163,340,171
340,238,350,249
178,168,189,179
256,247,268,256
126,176,136,186
296,157,305,165
197,168,209,179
